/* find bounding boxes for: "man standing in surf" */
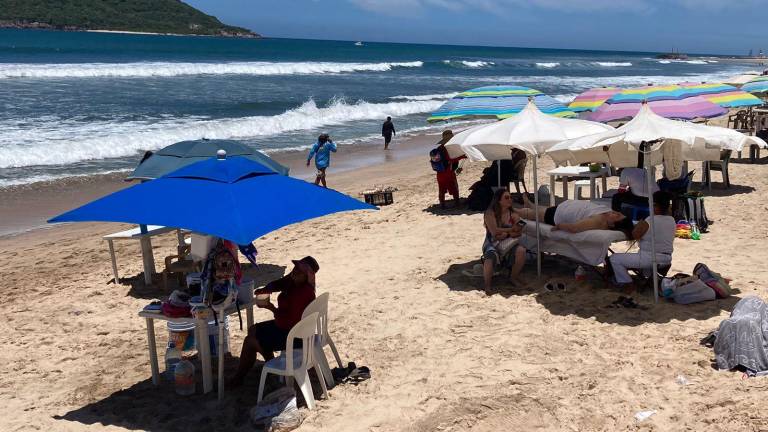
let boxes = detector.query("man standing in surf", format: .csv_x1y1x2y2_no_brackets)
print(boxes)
306,133,337,188
381,116,396,150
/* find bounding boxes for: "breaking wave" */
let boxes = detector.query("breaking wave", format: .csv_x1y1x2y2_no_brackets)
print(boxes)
0,61,425,79
0,96,444,168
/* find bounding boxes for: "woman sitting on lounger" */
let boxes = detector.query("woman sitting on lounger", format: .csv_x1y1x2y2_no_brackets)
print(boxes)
517,195,634,237
482,189,527,293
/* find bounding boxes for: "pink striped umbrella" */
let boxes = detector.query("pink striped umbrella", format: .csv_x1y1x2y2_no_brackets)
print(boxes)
588,94,727,123
568,87,621,112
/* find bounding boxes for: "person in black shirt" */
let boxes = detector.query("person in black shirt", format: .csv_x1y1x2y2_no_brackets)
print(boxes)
382,116,396,150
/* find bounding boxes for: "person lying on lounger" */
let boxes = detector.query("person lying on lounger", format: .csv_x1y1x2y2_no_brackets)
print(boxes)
517,195,634,237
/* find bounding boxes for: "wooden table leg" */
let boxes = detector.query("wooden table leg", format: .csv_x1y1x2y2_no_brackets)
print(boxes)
145,317,160,386
246,305,254,329
601,173,607,195
549,175,556,206
562,177,569,201
196,318,213,394
107,239,119,284
589,177,597,200
140,237,156,285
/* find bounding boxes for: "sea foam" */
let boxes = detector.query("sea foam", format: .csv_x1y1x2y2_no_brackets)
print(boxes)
0,97,444,168
0,61,424,79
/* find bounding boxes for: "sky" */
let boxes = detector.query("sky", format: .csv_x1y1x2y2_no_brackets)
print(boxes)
185,0,765,55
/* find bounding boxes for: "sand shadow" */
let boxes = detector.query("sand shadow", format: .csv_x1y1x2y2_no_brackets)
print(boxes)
422,202,481,216
55,355,328,432
124,263,287,300
440,254,740,326
535,274,741,326
437,258,542,298
695,184,756,197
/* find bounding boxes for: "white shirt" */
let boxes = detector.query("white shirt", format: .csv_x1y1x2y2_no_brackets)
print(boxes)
620,168,659,198
639,215,675,255
553,200,610,225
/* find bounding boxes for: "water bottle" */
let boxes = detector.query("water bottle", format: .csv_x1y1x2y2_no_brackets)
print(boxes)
575,265,587,282
690,222,700,241
174,358,196,396
165,342,181,382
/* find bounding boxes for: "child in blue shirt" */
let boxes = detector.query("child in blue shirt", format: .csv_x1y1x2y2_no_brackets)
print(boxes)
306,133,337,188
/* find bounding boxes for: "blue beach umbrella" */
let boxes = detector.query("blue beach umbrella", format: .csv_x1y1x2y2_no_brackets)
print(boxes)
127,139,289,180
50,154,376,245
427,85,576,122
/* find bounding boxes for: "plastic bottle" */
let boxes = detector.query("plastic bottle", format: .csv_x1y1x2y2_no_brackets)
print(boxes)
165,342,181,382
174,358,196,396
690,222,701,241
575,265,587,282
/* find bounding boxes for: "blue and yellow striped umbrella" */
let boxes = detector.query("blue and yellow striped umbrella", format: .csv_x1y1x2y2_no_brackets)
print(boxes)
677,83,762,108
427,85,576,122
742,76,768,94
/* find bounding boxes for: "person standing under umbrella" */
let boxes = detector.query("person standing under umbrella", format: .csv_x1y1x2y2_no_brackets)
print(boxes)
382,116,396,150
306,133,337,188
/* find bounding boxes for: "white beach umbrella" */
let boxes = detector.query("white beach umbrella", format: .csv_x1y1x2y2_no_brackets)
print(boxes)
445,100,615,276
724,72,761,86
548,102,767,167
547,102,767,302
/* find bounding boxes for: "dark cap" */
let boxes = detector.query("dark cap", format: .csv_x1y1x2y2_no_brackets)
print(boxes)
292,256,319,273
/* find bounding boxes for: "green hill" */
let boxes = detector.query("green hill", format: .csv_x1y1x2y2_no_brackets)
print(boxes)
0,0,259,37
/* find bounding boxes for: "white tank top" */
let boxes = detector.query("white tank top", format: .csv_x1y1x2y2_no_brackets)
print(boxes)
553,200,610,225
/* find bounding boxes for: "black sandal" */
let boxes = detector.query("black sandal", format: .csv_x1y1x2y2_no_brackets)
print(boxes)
343,366,371,385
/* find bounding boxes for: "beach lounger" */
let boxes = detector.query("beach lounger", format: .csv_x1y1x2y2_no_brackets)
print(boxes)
517,220,627,267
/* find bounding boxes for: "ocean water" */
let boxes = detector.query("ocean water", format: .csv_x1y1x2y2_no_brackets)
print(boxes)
0,29,757,187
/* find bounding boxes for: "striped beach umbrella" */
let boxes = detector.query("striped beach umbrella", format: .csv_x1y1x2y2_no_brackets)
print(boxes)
606,85,692,103
427,85,576,122
589,91,727,123
742,76,768,94
677,82,762,108
568,87,621,112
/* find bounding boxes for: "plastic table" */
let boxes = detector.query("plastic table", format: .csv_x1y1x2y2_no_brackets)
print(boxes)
139,301,255,398
547,166,609,206
103,225,185,285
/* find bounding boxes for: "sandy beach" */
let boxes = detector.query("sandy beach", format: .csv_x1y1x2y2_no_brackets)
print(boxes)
1,129,768,431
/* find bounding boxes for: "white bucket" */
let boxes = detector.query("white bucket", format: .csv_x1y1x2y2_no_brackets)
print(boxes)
167,321,196,352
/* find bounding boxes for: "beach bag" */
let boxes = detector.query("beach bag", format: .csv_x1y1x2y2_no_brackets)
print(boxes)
684,194,709,233
693,262,732,298
493,237,519,258
466,181,493,210
429,147,447,172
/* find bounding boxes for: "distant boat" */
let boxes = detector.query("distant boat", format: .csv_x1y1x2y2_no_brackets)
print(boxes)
656,49,688,60
354,41,363,46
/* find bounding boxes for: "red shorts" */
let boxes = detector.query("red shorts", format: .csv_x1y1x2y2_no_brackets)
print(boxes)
437,171,458,196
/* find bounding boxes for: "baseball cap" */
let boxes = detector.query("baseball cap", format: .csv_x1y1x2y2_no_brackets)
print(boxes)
292,256,320,273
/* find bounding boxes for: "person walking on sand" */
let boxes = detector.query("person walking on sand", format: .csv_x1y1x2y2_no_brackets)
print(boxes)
306,133,337,188
382,116,396,150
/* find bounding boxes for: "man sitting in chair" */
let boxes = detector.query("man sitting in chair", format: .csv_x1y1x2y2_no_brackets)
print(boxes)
607,191,675,290
228,256,319,387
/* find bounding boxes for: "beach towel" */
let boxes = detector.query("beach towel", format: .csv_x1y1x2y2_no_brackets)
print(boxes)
518,221,626,266
714,296,768,376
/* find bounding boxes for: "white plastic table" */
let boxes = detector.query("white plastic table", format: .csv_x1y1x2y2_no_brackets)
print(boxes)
139,301,255,398
547,166,609,206
103,225,185,285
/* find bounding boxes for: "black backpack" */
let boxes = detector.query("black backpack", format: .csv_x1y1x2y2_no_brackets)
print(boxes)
429,147,447,172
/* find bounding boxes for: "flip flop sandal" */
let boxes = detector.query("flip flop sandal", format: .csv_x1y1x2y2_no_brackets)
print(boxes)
544,282,556,292
343,366,371,385
607,295,628,308
556,282,567,291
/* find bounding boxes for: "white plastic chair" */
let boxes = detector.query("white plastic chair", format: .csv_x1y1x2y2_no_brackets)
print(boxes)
257,312,328,409
302,293,344,388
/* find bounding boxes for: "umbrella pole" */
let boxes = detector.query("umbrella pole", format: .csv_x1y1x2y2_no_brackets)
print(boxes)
497,160,502,188
533,156,542,278
642,141,659,303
